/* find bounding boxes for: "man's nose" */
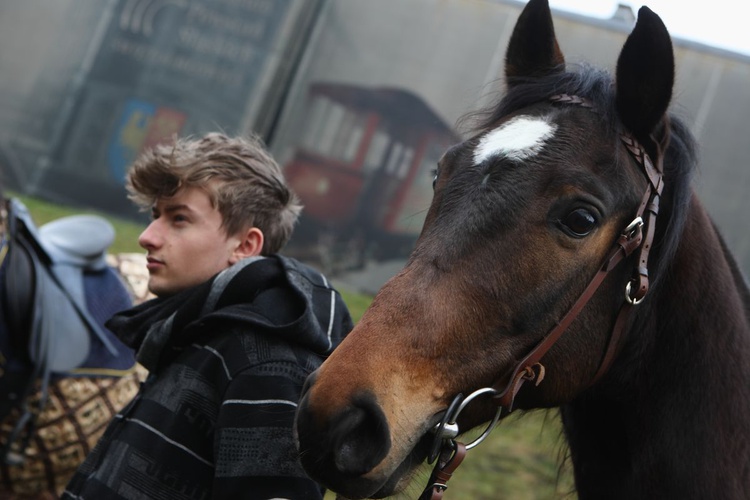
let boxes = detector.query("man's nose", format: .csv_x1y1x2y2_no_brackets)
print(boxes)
138,221,161,250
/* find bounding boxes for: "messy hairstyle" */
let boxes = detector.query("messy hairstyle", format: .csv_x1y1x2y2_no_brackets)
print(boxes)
127,132,302,255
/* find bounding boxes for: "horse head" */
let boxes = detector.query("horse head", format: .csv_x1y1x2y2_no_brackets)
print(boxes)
295,1,698,497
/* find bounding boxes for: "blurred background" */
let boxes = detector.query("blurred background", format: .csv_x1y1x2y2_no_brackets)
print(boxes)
1,0,748,295
2,2,747,497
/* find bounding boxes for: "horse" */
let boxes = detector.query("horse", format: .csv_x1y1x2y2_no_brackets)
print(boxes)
0,197,151,499
294,1,750,498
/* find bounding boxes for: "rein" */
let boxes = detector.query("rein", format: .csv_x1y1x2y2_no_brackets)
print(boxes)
420,94,666,499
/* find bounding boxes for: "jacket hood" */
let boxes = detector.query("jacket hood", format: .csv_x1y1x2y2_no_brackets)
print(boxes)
107,255,353,372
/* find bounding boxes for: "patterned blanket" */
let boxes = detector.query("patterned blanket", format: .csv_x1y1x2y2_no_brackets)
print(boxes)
0,254,153,499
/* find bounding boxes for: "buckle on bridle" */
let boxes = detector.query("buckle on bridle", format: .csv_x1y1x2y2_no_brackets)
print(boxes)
623,216,643,239
625,280,646,305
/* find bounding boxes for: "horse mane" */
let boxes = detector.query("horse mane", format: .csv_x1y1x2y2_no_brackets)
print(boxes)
458,63,698,317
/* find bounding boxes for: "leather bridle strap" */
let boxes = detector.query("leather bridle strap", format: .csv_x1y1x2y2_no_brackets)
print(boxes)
491,95,666,411
589,134,665,385
620,133,665,303
418,442,467,500
493,209,645,410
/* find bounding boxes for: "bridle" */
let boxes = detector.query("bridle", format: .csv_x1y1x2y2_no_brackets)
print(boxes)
420,94,666,500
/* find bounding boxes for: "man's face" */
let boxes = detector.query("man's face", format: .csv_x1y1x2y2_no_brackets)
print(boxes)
138,186,241,296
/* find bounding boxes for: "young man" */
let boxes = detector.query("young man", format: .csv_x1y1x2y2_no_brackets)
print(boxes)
62,133,353,499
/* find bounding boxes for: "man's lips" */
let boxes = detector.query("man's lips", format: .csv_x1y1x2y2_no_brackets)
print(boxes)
146,257,165,271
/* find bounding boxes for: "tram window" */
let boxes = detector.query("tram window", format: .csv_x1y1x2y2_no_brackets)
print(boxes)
318,102,345,156
391,140,451,234
364,130,390,174
331,112,365,163
343,118,364,162
385,142,404,175
300,96,330,150
398,148,414,179
300,94,367,163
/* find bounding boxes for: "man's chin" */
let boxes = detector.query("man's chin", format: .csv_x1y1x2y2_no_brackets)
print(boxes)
147,279,175,298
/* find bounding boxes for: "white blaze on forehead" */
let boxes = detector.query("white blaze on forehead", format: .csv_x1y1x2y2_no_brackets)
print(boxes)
473,115,557,165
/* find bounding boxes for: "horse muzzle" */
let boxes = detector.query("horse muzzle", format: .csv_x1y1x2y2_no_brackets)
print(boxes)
295,371,431,499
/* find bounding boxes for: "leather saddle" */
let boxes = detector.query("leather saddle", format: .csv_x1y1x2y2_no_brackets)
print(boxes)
0,198,127,464
3,199,119,368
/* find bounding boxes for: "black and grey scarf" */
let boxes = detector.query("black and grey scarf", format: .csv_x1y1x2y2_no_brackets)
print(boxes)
106,255,352,373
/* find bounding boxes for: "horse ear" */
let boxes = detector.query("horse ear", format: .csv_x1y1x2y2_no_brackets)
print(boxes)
505,0,565,82
615,7,674,140
505,0,565,84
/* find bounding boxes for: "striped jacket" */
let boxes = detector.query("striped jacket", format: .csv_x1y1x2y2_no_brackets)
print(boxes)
62,256,353,500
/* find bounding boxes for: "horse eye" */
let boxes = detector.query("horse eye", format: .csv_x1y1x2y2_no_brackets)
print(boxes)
561,208,597,237
431,168,439,190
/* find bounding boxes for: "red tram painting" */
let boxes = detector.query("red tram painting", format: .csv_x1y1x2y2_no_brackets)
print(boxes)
282,82,460,272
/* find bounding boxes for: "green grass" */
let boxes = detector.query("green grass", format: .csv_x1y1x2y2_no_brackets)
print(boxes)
336,288,373,324
16,194,576,499
441,411,574,500
323,410,574,500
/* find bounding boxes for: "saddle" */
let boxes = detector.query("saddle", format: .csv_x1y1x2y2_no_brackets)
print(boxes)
0,198,133,464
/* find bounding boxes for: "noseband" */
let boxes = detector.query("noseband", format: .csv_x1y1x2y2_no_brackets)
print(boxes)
421,94,666,499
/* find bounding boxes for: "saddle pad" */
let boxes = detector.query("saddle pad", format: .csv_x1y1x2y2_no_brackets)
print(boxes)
0,366,147,497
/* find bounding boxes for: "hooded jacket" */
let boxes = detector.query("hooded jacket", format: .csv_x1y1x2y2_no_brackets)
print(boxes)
62,255,353,500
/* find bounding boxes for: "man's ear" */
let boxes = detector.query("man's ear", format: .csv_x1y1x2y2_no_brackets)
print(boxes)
230,227,264,263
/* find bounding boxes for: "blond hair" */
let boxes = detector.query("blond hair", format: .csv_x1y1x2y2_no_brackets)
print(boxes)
127,133,301,255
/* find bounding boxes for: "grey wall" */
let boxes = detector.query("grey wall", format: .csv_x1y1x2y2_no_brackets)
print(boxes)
1,0,747,291
269,0,750,290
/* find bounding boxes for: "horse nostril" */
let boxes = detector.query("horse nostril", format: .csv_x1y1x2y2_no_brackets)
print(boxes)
331,394,391,476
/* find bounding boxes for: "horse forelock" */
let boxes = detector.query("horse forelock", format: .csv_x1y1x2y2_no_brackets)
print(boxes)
459,64,619,135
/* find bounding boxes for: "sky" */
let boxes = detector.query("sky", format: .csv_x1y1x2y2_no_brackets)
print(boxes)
548,0,750,56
